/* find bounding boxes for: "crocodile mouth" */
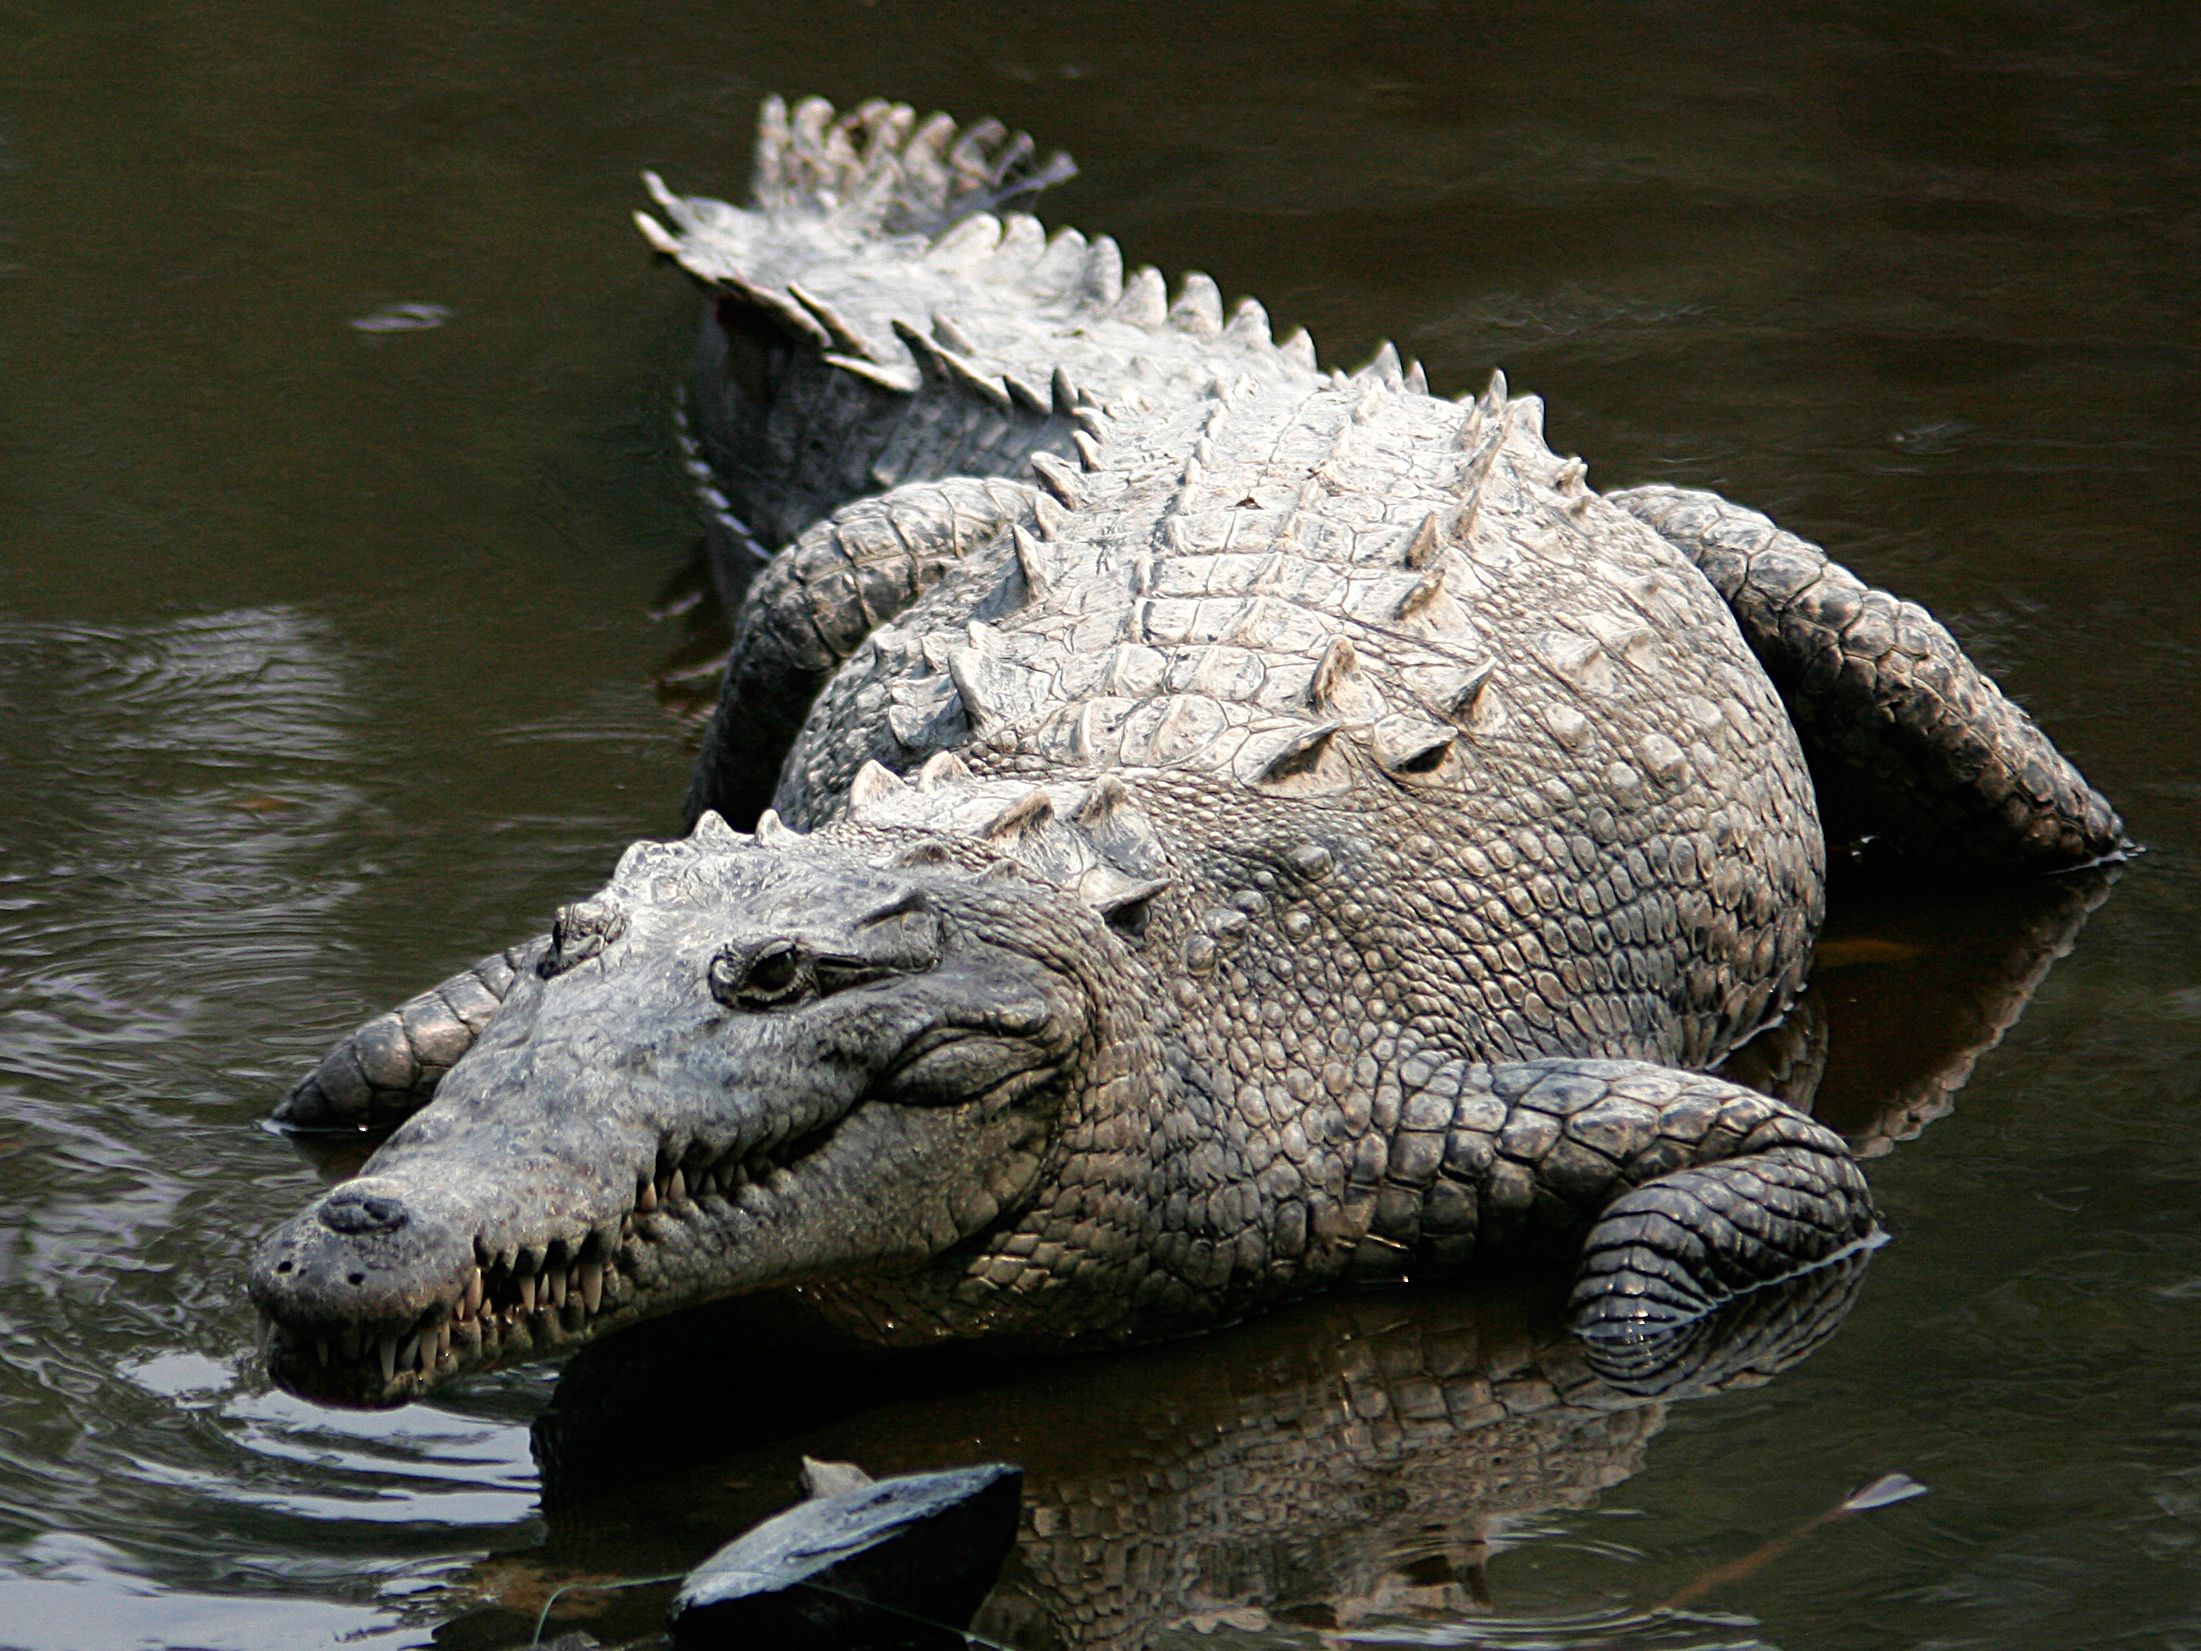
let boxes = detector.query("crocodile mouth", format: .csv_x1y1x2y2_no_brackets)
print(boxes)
261,1117,841,1406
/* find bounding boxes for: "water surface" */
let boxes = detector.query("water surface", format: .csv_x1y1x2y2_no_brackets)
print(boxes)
1,2,2196,1647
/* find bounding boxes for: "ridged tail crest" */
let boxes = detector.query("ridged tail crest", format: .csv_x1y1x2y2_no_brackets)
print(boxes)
745,95,1076,236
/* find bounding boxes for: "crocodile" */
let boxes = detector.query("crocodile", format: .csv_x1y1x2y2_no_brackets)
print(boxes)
249,95,2126,1406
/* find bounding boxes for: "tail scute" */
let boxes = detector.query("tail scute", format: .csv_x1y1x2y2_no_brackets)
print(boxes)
750,93,1075,237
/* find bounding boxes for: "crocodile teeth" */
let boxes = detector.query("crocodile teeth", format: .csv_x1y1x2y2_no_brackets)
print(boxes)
378,1335,398,1387
462,1268,483,1320
550,1266,569,1310
1226,297,1272,348
579,1261,603,1314
667,1167,687,1204
1115,265,1166,325
636,1176,658,1213
518,1273,537,1312
1170,272,1223,336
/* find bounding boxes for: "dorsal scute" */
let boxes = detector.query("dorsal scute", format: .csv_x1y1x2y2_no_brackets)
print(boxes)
896,366,1561,791
718,116,1707,831
744,93,1073,239
838,762,1172,912
637,94,1335,485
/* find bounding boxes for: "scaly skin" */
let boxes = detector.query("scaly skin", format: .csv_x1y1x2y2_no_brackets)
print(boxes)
252,95,2119,1405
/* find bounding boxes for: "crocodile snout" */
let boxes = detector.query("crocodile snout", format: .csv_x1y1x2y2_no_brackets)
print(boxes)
252,1177,470,1328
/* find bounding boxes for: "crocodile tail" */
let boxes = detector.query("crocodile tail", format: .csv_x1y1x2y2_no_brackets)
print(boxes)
748,94,1076,237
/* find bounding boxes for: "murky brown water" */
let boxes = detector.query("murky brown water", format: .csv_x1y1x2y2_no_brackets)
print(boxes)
2,2,2197,1646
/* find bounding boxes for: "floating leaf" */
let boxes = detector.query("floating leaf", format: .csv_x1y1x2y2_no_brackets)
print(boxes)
1842,1472,1929,1513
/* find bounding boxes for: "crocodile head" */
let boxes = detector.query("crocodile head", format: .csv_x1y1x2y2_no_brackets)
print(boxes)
249,811,1124,1405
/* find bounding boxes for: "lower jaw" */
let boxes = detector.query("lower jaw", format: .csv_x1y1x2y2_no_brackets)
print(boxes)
261,1166,898,1403
262,1211,816,1405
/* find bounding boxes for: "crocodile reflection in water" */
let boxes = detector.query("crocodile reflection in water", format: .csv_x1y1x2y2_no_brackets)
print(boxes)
1717,863,2116,1157
445,870,2108,1649
512,1262,1865,1649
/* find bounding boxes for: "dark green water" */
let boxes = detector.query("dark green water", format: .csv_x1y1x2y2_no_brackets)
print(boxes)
2,2,2196,1646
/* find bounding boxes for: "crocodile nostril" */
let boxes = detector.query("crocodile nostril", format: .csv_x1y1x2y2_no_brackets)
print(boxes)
319,1191,410,1235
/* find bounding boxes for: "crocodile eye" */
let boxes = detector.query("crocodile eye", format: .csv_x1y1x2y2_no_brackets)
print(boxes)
745,943,802,997
708,940,812,1009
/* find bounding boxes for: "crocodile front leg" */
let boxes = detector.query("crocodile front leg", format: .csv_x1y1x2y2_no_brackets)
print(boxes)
682,475,1040,831
273,939,545,1130
1609,485,2126,874
1353,1056,1879,1340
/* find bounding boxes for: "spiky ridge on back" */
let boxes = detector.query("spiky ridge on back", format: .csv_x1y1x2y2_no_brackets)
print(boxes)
637,94,1327,561
744,95,1078,239
639,94,1310,386
643,95,1825,1075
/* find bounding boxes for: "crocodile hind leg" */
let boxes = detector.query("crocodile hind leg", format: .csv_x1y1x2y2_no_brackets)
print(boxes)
273,940,546,1129
681,474,1040,830
1359,1056,1880,1340
1608,486,2125,874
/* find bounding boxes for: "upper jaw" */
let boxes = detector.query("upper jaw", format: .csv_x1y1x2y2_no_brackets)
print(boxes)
249,1030,888,1404
250,964,1083,1406
249,1103,864,1405
251,976,862,1402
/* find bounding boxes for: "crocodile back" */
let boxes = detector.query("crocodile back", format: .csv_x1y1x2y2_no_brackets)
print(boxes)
792,364,1820,1072
646,96,1824,1076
